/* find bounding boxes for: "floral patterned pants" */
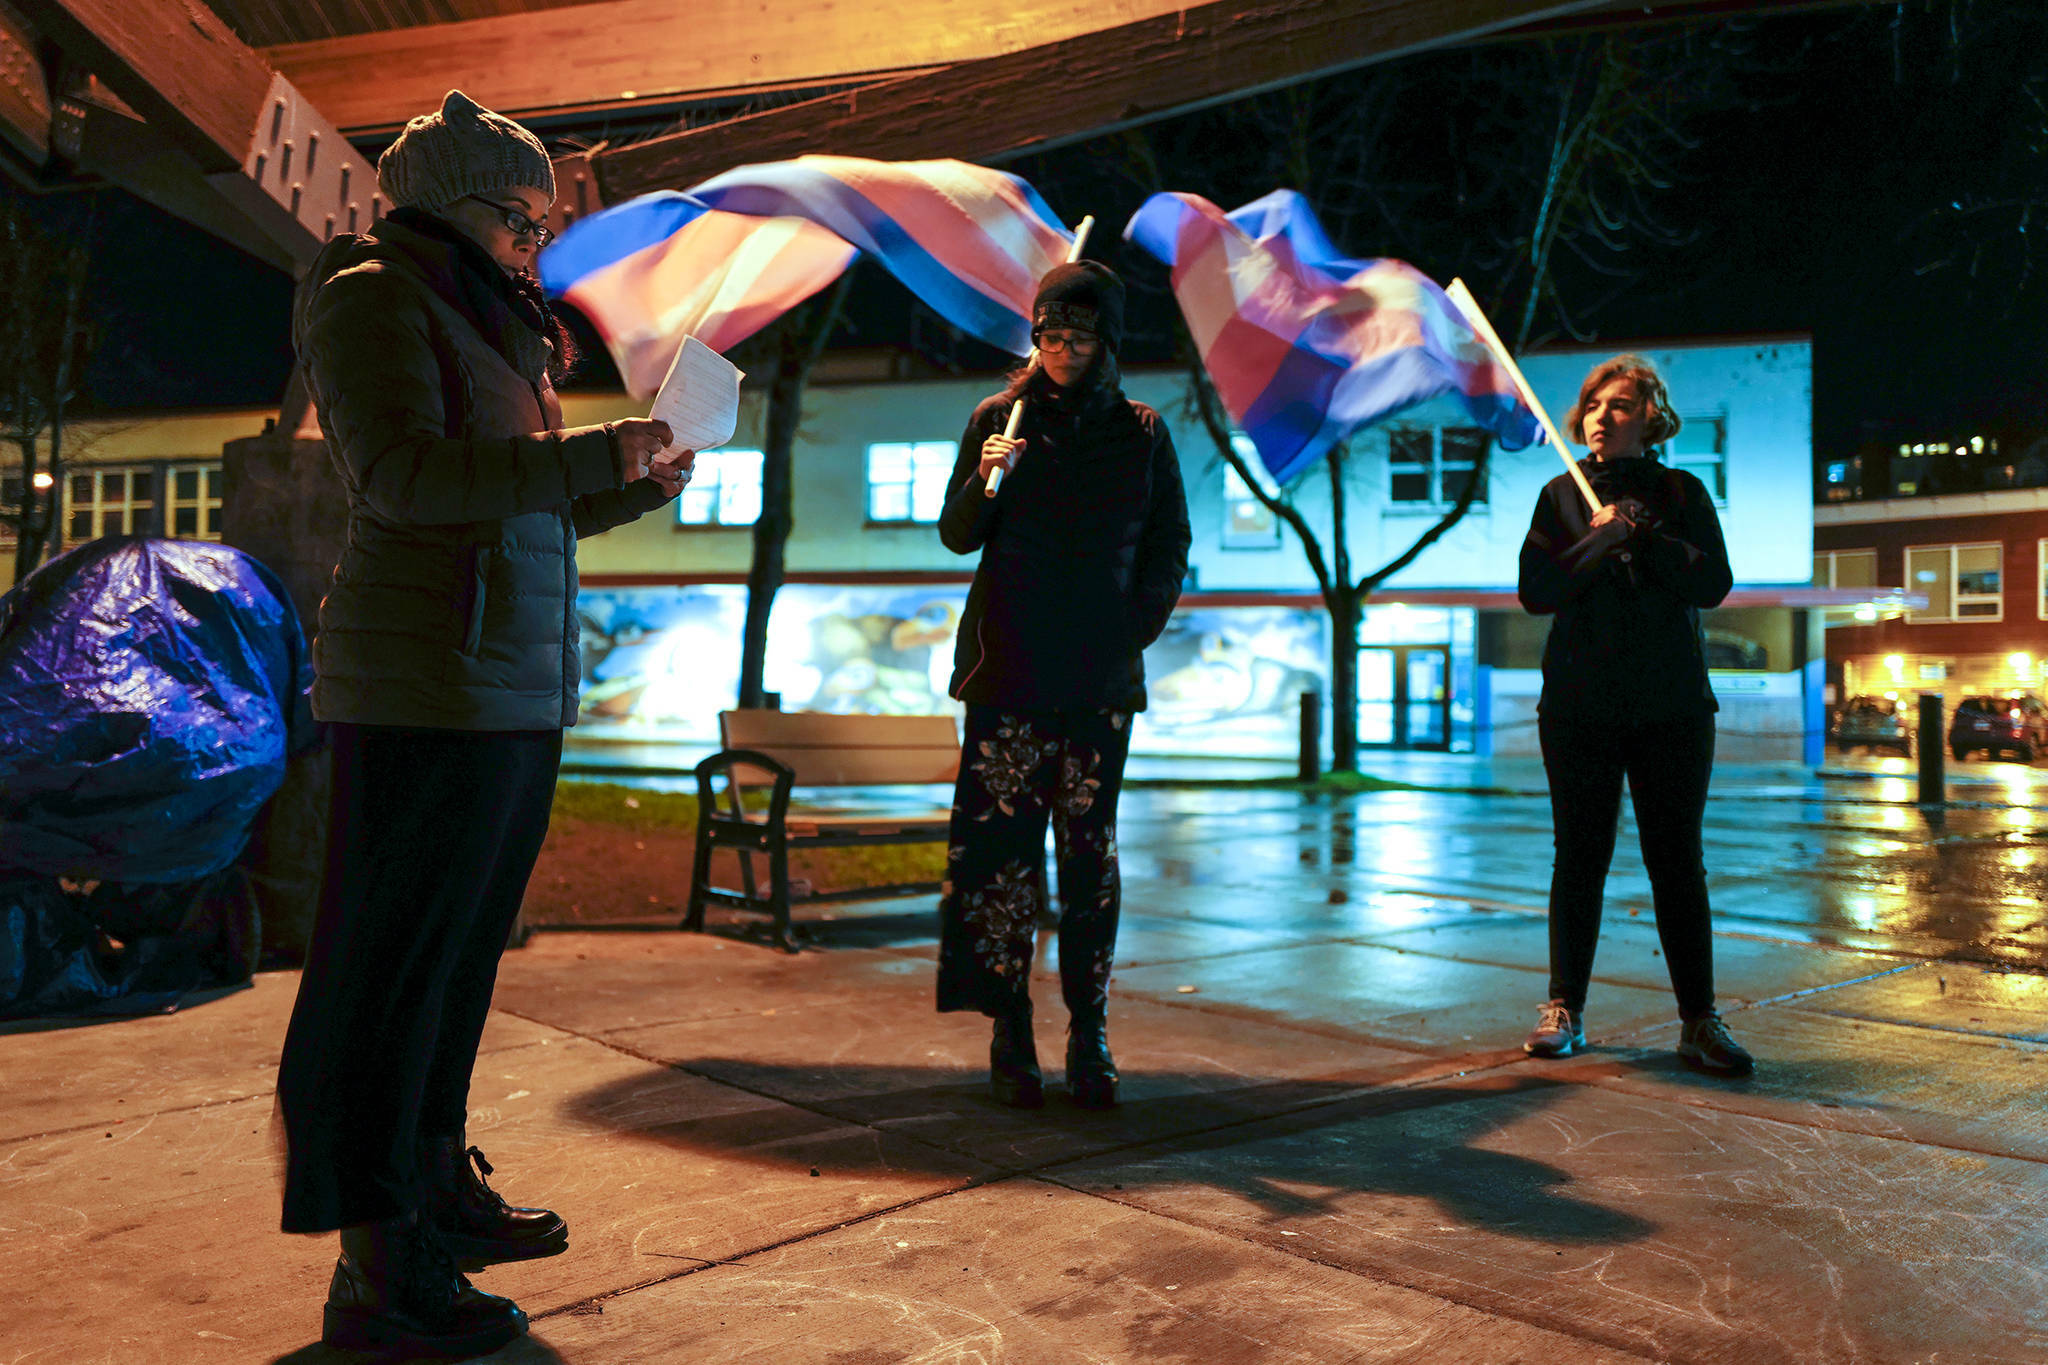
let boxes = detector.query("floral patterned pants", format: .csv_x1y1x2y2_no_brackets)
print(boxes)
935,705,1132,1020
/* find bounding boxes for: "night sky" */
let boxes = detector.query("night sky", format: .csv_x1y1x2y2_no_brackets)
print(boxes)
29,2,2046,465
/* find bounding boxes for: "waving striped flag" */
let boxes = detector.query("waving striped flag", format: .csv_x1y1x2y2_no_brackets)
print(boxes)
541,157,1075,398
1125,189,1539,486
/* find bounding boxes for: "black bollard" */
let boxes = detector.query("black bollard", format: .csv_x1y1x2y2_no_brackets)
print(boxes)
1299,689,1322,782
1917,692,1944,806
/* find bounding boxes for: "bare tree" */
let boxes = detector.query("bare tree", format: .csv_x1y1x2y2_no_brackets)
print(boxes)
734,269,856,709
1113,29,1746,770
0,192,95,581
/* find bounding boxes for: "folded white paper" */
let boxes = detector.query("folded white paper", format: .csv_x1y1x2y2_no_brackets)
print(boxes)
649,335,744,453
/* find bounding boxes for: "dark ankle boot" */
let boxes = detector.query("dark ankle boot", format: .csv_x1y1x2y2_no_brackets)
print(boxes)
421,1134,569,1270
989,1006,1044,1108
1066,1015,1118,1109
324,1213,527,1358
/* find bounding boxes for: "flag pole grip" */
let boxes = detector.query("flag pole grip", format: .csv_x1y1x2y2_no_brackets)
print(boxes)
987,215,1096,497
1444,279,1602,515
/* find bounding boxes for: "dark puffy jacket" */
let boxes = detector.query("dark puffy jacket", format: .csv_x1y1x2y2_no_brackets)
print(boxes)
938,364,1190,711
1518,455,1733,722
293,216,668,730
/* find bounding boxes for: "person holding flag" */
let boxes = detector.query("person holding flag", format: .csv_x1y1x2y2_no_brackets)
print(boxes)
1516,353,1753,1077
934,261,1190,1110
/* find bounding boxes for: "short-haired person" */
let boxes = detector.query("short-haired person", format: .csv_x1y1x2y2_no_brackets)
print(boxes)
1517,353,1753,1076
275,91,689,1356
936,262,1191,1109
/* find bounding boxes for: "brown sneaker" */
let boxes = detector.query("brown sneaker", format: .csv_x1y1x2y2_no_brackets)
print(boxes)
1523,999,1585,1058
1677,1011,1755,1077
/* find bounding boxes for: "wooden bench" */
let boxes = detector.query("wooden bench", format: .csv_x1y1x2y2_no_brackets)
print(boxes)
683,710,959,951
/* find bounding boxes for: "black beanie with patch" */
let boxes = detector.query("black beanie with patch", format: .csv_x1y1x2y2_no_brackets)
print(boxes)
1033,261,1125,353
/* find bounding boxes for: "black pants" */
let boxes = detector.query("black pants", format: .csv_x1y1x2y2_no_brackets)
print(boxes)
276,722,561,1234
936,705,1132,1021
1539,709,1716,1018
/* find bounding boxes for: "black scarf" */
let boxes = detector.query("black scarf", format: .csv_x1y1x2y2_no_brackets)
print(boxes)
385,207,561,383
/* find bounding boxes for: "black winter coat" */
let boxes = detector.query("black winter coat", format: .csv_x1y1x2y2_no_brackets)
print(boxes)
1518,455,1733,723
293,215,668,730
938,366,1191,712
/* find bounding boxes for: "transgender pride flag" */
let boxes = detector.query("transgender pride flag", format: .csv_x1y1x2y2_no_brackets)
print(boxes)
1126,189,1539,487
542,157,1075,398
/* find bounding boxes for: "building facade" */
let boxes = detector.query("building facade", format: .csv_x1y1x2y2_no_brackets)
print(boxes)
6,335,1847,761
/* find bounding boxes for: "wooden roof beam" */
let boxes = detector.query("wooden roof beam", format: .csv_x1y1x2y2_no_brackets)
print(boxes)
20,0,382,269
262,0,1205,138
593,0,1619,200
0,1,51,170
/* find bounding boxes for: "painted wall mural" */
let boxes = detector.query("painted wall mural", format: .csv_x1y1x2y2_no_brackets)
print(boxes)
573,586,1333,757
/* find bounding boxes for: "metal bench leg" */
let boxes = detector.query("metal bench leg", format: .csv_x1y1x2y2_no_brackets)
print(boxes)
769,840,795,953
683,824,715,933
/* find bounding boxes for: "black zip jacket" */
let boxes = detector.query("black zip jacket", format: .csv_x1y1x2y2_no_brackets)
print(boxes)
1518,455,1733,722
938,363,1190,711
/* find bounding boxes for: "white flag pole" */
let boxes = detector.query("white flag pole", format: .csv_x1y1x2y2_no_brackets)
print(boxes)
986,215,1096,498
1444,278,1602,515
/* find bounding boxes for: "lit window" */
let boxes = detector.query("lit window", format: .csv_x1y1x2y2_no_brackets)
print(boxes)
1222,439,1280,549
166,463,224,541
676,449,764,527
864,441,954,525
1815,549,1876,589
65,466,155,544
1387,425,1490,508
1907,542,2001,622
1669,414,1727,503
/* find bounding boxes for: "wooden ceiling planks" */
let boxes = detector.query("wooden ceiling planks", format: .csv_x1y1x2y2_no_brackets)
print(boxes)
204,0,583,49
593,0,1621,200
261,0,1204,136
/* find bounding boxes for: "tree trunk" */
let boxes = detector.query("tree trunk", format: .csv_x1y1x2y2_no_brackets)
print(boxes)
737,272,853,708
1326,442,1360,771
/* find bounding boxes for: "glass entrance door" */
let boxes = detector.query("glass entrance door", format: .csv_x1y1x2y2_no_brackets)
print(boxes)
1359,644,1453,751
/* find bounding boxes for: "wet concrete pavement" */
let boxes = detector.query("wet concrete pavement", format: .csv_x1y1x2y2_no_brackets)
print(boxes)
5,756,2045,1363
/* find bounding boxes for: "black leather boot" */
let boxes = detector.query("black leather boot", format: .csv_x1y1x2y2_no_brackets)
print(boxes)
323,1213,527,1358
421,1134,569,1270
989,1005,1044,1108
1066,1015,1118,1109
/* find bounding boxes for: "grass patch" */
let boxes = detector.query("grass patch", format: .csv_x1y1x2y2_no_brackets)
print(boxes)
552,780,944,890
552,780,699,832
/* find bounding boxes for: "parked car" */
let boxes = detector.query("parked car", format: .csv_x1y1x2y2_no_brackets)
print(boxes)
1830,695,1912,756
1947,694,2048,762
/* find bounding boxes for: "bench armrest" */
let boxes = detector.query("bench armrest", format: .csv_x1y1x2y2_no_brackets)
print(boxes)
693,747,797,829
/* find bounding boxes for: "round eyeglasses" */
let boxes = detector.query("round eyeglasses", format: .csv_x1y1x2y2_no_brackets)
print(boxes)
467,196,554,246
1035,331,1099,355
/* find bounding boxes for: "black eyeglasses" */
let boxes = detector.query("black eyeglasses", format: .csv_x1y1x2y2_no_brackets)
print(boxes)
1035,331,1099,355
467,196,554,245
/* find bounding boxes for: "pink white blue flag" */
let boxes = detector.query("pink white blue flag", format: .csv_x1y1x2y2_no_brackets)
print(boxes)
1125,189,1539,486
542,157,1075,398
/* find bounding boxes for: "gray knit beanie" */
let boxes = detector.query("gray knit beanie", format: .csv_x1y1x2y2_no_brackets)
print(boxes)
376,90,555,211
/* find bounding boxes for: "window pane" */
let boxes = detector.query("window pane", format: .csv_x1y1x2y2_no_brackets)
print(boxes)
1907,547,1951,618
203,467,222,497
1440,428,1488,463
910,470,948,522
721,479,761,525
1833,551,1877,589
868,444,912,481
1,474,20,503
871,485,911,522
70,509,92,540
1672,416,1725,455
174,506,198,535
175,470,199,500
1440,465,1487,505
72,473,92,501
1390,470,1431,502
677,487,715,524
1812,554,1829,588
129,471,152,503
1388,428,1431,463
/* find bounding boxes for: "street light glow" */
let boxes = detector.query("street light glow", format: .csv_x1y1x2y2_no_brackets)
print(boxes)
31,471,52,490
